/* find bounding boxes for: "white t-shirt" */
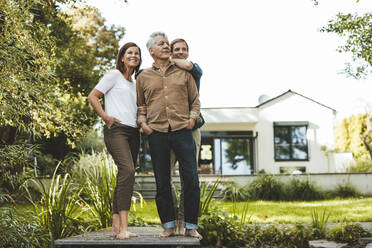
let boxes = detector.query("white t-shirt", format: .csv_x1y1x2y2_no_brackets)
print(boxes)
95,69,138,128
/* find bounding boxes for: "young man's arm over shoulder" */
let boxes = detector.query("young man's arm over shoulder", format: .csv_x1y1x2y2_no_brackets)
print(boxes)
172,58,193,70
173,59,203,91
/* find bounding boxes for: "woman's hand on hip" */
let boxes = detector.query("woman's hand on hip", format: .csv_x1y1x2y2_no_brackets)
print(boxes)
104,115,120,128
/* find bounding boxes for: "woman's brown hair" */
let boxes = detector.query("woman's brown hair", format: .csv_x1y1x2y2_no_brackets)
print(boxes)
116,42,142,75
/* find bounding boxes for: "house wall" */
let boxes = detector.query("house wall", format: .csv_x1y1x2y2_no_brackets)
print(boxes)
256,93,336,173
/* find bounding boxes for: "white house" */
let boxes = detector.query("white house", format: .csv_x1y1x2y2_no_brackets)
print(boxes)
199,90,338,175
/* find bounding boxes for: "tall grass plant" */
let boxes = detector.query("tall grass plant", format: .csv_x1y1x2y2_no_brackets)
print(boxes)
72,151,144,228
199,176,222,216
24,164,84,246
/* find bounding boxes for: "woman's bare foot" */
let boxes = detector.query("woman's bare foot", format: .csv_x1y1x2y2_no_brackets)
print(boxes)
110,227,119,237
157,227,176,238
110,214,120,237
185,229,203,240
116,231,138,240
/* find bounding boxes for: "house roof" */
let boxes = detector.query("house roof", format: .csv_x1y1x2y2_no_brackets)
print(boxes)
255,89,337,113
201,90,336,123
201,107,258,123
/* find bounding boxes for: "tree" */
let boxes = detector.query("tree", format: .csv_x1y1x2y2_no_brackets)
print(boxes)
321,4,372,160
321,12,372,80
30,3,125,163
225,139,251,170
334,114,372,160
0,0,125,195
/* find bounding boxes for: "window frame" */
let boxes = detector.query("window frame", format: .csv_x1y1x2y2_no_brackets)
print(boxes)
273,122,309,162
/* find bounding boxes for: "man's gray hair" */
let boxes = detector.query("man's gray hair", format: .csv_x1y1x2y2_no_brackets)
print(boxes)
146,31,168,50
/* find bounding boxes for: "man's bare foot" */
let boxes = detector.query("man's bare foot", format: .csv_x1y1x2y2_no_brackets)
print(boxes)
185,229,203,240
116,231,138,240
157,227,176,238
177,222,185,236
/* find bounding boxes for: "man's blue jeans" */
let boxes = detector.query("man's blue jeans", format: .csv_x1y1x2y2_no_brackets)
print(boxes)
148,128,200,230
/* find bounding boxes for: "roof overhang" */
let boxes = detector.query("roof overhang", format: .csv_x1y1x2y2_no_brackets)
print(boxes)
201,107,258,123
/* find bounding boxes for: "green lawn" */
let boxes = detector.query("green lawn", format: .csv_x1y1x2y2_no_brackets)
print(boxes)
132,197,372,224
3,197,372,225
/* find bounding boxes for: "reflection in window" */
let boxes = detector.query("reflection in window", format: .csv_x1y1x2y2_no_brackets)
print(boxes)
274,125,308,161
221,138,251,175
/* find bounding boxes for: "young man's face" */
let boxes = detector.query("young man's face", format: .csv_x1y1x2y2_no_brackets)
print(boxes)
149,35,170,60
172,41,189,59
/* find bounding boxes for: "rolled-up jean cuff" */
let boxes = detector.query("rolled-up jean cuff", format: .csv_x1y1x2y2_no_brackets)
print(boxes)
162,220,176,229
184,222,199,230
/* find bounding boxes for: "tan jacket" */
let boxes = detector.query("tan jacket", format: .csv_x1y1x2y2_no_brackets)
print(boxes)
136,62,200,132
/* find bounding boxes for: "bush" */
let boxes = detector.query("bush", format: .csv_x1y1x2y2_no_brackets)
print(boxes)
199,209,248,247
71,151,116,228
71,151,144,229
285,178,324,201
24,166,86,243
128,212,147,226
311,208,331,239
347,159,372,172
247,174,285,201
75,129,105,154
221,182,249,201
328,223,371,244
0,208,50,248
329,183,361,198
199,209,331,248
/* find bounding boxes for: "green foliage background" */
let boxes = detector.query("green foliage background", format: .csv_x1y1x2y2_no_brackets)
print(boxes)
0,0,125,196
334,113,372,161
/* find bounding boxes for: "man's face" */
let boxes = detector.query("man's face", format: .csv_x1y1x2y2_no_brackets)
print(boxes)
172,41,189,59
149,35,170,60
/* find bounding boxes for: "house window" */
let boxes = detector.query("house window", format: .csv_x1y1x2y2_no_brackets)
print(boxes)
201,131,255,175
274,122,309,161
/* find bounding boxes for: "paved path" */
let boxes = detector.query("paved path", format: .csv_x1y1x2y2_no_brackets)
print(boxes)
55,226,200,247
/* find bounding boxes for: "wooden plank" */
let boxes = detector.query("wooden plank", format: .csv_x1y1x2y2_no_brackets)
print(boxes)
55,226,200,247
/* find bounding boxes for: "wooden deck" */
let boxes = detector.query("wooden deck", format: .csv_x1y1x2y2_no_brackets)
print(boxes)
54,226,200,247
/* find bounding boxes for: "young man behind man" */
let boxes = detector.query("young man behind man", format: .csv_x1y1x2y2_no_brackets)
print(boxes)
169,38,204,235
136,32,202,239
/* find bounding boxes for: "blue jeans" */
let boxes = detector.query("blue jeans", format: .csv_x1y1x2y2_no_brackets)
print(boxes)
148,129,200,230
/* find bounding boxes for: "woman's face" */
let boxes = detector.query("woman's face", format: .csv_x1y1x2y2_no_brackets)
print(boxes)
122,46,140,69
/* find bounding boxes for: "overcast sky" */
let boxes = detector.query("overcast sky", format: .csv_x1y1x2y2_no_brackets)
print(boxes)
88,0,372,121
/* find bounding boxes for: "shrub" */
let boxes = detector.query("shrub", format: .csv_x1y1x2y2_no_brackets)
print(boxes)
285,178,324,201
0,208,50,248
328,223,371,244
221,181,249,201
329,183,361,198
73,151,117,228
76,129,105,154
247,174,285,201
199,211,328,248
347,159,372,172
71,151,144,229
199,209,248,247
311,208,331,239
24,165,85,243
128,212,147,226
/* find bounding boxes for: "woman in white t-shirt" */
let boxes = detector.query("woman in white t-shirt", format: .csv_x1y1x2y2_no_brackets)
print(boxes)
88,42,142,240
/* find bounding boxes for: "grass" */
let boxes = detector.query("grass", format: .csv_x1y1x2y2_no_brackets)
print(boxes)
3,197,372,225
130,197,372,224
